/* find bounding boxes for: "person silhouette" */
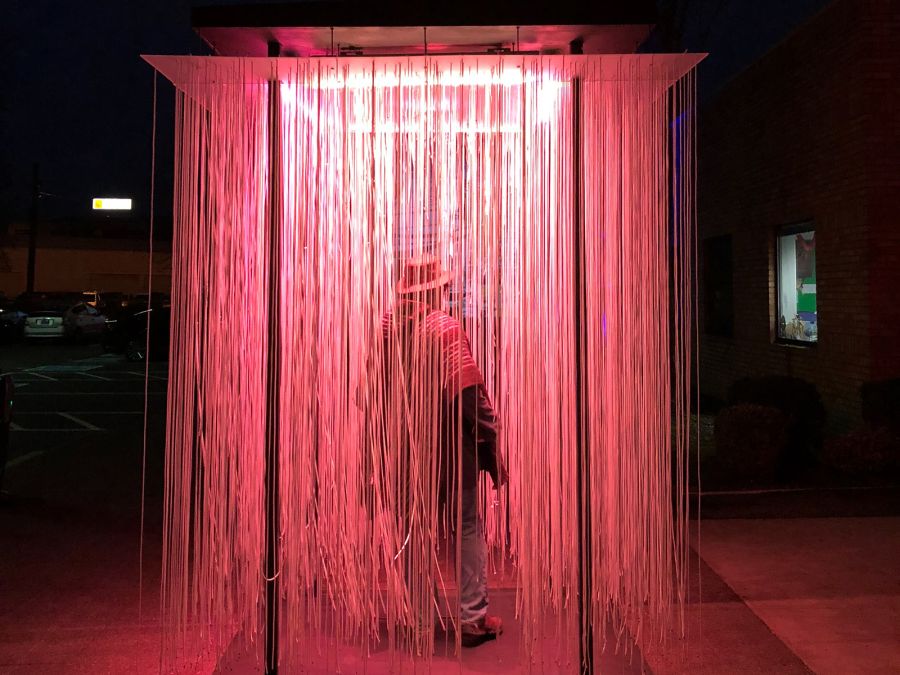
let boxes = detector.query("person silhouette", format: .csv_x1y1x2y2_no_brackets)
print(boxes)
378,256,506,647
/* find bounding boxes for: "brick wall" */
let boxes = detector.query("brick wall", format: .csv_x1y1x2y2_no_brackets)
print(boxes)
864,1,900,379
698,0,898,431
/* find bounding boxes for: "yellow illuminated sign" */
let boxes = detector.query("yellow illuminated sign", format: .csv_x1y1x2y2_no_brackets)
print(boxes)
92,197,132,210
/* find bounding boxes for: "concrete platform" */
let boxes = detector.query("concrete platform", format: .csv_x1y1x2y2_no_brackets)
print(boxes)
211,591,648,674
694,517,900,675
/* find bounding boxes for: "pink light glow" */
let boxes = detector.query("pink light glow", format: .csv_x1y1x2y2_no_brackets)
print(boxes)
148,53,700,673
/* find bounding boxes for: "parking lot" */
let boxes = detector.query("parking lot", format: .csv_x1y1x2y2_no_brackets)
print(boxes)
0,343,168,673
3,343,167,472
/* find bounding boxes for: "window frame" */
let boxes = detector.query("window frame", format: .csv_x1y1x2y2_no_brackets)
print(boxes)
774,220,817,347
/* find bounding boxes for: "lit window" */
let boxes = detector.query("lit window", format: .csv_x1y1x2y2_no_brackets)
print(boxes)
776,225,817,343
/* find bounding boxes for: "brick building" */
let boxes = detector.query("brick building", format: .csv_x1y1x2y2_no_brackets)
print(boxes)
698,0,899,431
0,236,171,298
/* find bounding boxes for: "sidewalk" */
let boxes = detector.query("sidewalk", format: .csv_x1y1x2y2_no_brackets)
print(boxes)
687,515,900,675
642,488,900,675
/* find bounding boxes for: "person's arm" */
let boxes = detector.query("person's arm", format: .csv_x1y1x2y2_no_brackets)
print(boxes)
461,385,506,487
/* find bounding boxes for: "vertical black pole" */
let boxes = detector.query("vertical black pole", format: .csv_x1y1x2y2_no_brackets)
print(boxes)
26,163,39,293
264,38,282,675
572,75,594,675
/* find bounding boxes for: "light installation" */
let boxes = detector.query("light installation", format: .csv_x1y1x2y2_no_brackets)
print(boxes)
146,53,701,673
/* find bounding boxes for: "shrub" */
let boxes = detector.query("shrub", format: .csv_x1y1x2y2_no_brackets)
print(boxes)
726,376,825,476
860,379,900,433
714,404,789,481
822,427,900,476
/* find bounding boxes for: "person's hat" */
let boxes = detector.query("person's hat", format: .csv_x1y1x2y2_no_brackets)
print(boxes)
396,256,454,295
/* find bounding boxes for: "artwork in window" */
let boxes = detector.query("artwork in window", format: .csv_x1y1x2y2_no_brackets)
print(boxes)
777,227,817,342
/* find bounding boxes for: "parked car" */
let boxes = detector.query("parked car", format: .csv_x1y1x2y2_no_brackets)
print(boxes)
130,292,171,309
97,292,131,317
81,290,101,307
0,300,27,340
64,303,107,340
103,306,171,361
24,307,67,340
23,299,106,341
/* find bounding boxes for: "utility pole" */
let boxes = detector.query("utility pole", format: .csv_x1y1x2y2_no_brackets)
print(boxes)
26,163,39,293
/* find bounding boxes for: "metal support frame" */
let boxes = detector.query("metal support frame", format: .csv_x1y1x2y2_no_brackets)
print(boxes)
571,75,594,675
264,38,282,675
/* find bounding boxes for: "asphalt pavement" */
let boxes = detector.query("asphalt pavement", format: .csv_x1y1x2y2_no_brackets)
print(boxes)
0,343,167,674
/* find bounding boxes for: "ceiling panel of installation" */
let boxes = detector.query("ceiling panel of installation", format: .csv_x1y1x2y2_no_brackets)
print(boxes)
190,3,657,56
194,25,655,57
143,54,706,92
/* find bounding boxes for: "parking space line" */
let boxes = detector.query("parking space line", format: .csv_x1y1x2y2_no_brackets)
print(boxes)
126,371,168,381
15,410,146,415
3,375,43,382
9,422,24,431
9,378,111,383
80,372,113,381
71,354,119,363
11,428,101,432
57,412,104,431
68,410,147,415
6,451,45,468
16,392,166,396
24,371,58,381
56,378,120,382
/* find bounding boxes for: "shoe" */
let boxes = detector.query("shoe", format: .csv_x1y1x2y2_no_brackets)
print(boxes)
460,615,503,648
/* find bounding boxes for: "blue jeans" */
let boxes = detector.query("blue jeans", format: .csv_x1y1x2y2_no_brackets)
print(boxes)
459,487,488,625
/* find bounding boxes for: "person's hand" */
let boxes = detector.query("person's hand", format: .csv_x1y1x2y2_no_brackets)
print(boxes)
492,459,509,489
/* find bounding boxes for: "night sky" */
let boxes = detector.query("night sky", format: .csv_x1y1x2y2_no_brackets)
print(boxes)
0,0,833,237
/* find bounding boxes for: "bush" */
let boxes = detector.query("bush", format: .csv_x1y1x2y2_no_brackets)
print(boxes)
860,379,900,433
726,376,825,476
822,427,900,476
714,404,789,481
